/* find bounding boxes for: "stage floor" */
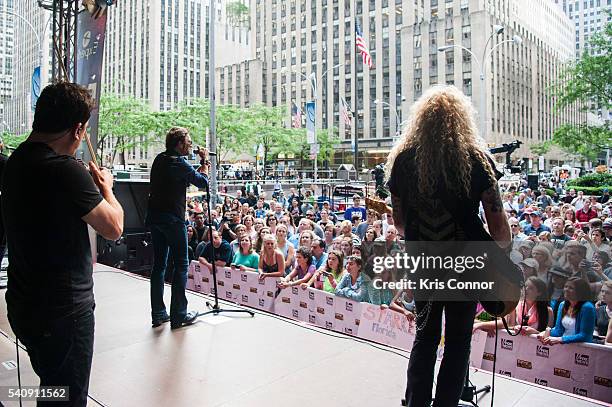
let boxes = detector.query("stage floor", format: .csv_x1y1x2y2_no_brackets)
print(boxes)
0,265,606,407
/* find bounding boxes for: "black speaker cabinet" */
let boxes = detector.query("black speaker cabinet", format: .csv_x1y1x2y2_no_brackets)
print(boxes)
527,174,539,190
113,179,150,233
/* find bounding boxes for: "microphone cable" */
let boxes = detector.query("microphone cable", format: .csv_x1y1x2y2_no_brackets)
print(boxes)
489,283,527,407
16,337,22,407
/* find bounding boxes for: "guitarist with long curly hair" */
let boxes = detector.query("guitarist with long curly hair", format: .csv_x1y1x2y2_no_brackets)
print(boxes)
386,85,512,407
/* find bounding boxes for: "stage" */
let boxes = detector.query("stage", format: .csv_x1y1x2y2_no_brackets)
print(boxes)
0,265,607,407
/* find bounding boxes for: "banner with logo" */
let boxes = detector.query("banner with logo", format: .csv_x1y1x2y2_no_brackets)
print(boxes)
359,303,414,351
305,101,316,144
274,285,311,321
187,262,612,403
306,288,336,330
76,9,108,162
31,66,41,112
187,262,196,291
480,330,611,401
333,296,361,337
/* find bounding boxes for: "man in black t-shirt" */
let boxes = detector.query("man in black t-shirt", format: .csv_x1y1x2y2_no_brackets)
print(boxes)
2,82,124,407
196,230,234,267
193,212,208,242
0,138,8,266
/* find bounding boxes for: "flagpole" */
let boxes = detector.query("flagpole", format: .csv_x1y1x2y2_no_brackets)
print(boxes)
352,0,359,179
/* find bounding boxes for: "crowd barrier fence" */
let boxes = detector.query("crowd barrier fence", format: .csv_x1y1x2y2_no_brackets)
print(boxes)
187,261,612,403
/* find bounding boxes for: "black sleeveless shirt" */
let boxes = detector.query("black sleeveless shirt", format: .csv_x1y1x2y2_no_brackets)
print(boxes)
387,148,502,242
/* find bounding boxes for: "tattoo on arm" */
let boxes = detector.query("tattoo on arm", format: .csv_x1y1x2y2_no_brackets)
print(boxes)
482,186,503,213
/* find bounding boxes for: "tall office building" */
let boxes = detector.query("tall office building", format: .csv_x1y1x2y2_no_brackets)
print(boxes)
252,0,585,169
252,0,408,167
2,0,51,138
554,0,611,58
103,0,251,110
102,0,251,166
216,58,263,107
0,0,14,119
555,0,610,125
404,0,586,168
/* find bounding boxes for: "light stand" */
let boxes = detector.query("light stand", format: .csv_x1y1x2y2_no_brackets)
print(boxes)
196,177,254,319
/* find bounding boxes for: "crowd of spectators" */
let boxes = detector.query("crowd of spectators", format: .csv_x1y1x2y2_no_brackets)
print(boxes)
184,180,612,347
474,181,611,346
185,188,413,315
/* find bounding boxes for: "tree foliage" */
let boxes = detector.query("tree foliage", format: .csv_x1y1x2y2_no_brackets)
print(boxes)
551,12,612,162
1,131,28,151
553,13,612,112
529,142,551,156
98,93,168,166
96,93,333,167
552,124,612,161
226,1,250,28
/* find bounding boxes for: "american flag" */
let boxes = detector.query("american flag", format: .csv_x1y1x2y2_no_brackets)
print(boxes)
340,97,352,127
291,101,302,128
356,22,372,68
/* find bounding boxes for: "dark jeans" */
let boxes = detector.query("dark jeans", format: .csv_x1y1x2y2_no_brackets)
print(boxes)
405,301,477,407
9,307,95,407
149,222,189,324
0,214,5,265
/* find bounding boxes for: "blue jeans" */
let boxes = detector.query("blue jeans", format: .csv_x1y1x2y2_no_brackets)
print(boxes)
9,307,95,407
149,222,189,325
405,301,477,407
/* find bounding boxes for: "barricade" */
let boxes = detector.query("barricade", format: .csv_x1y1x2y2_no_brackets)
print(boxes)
481,330,612,401
188,261,612,403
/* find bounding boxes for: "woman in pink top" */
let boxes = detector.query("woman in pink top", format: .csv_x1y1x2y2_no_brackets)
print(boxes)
473,276,553,336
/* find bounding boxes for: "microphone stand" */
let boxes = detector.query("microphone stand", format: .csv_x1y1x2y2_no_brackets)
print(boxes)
196,168,254,319
457,368,490,407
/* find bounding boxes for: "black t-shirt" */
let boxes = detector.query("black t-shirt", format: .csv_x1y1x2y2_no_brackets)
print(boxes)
147,151,208,224
201,240,234,265
388,148,501,241
0,153,7,228
1,142,103,322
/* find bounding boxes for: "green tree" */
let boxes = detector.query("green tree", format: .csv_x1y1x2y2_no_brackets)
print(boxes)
243,104,297,169
1,131,28,151
285,127,341,167
226,1,250,28
98,93,167,166
551,12,612,161
173,100,254,164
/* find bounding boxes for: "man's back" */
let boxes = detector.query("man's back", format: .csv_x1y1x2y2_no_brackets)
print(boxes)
2,142,102,320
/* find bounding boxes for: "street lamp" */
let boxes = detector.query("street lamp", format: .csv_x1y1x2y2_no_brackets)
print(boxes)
374,98,404,140
283,63,342,181
437,25,522,139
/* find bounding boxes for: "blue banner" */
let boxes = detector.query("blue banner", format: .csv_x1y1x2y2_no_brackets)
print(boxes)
306,101,316,144
31,66,41,112
76,9,108,162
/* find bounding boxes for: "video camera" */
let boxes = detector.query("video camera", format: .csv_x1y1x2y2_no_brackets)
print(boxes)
489,140,523,174
371,164,389,199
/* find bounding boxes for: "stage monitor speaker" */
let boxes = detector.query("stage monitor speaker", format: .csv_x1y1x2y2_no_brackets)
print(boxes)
125,232,154,275
527,174,539,190
113,179,150,233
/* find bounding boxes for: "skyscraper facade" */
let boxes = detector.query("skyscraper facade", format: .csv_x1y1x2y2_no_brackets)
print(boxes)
252,0,585,169
2,0,51,139
0,0,14,119
101,0,251,166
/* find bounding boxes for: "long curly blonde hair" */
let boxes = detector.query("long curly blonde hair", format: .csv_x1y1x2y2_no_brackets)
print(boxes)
385,85,495,197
